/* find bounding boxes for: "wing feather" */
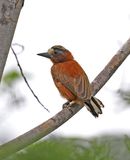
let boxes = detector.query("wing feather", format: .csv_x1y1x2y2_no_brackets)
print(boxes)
51,60,91,100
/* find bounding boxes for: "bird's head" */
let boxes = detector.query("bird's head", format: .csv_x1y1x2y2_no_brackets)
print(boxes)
37,45,74,63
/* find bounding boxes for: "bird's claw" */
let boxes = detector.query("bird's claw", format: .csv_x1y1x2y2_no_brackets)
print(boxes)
62,101,74,114
62,101,71,109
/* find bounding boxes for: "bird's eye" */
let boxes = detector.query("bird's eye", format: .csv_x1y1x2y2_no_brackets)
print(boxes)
54,49,64,55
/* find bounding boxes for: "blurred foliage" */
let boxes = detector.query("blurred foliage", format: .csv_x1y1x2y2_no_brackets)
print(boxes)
117,89,130,105
124,135,130,152
1,69,25,107
5,135,130,160
0,68,30,143
2,70,22,87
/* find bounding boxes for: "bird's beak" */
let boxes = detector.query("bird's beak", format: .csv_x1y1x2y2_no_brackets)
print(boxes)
37,52,52,59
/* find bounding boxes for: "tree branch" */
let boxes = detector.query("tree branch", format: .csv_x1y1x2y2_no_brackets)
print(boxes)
0,38,130,159
91,38,130,95
0,0,24,82
11,46,50,112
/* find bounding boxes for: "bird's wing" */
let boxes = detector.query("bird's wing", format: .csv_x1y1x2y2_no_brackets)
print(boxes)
51,60,91,100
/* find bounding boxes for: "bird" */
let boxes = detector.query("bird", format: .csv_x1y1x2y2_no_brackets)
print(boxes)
37,45,104,117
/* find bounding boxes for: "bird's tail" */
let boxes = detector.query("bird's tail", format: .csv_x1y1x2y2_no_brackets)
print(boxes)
85,97,104,117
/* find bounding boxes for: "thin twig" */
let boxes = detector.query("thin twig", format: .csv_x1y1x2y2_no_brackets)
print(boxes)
0,37,130,159
11,46,50,112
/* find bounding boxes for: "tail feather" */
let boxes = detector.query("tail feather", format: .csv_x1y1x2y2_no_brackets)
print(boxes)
85,97,104,118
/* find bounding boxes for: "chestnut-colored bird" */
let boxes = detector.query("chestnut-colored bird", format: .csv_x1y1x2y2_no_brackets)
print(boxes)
37,45,104,117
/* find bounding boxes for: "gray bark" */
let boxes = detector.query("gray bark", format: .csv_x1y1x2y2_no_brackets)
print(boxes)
0,0,23,82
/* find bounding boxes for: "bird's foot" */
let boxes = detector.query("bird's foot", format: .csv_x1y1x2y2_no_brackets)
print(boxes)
63,100,84,109
62,101,72,109
63,101,75,114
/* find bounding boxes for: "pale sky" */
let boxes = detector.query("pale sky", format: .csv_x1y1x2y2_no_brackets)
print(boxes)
1,0,130,142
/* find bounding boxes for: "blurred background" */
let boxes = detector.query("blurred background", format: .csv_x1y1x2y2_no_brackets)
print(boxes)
1,0,130,159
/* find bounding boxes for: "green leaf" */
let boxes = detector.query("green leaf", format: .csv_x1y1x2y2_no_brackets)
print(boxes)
2,70,21,86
